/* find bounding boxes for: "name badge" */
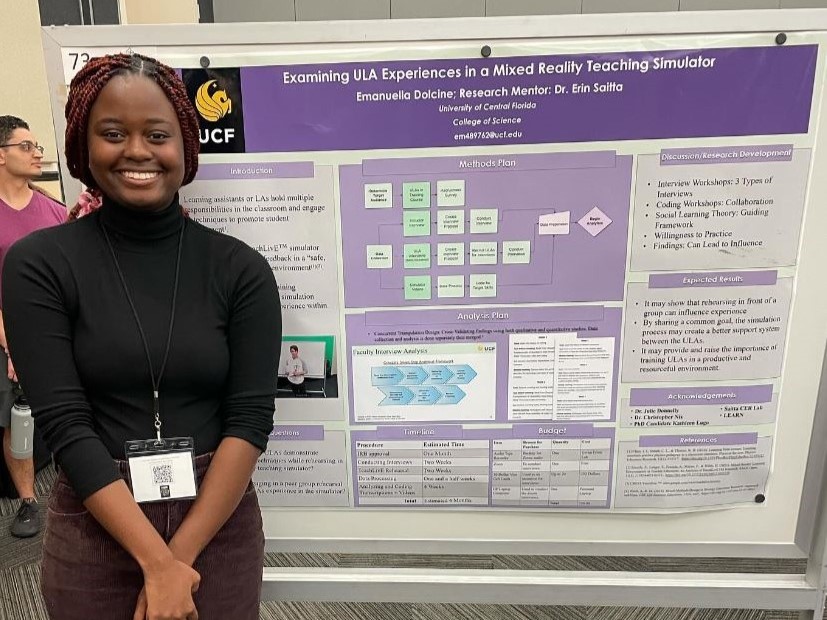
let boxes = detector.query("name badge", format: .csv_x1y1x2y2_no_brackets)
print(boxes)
125,437,197,503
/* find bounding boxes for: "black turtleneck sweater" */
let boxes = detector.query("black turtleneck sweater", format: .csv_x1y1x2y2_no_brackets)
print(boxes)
1,198,281,500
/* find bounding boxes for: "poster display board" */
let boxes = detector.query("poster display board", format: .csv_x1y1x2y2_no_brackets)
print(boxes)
41,15,827,555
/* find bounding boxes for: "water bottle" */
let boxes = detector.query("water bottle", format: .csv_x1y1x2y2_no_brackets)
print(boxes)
10,390,33,460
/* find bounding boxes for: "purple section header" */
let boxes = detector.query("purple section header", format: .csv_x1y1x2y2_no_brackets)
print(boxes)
354,427,512,440
371,425,465,440
365,305,605,327
351,425,614,441
362,152,616,176
512,423,595,439
660,144,793,166
241,45,816,152
629,385,773,407
194,162,314,180
268,425,325,441
639,432,759,447
648,270,778,289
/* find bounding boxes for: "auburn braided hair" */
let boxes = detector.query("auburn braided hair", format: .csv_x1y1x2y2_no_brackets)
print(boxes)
64,53,200,194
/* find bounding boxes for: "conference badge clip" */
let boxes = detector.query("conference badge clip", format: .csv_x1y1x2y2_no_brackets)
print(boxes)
125,436,197,504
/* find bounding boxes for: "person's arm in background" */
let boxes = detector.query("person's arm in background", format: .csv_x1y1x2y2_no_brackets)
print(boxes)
0,310,15,381
167,247,280,568
2,234,200,620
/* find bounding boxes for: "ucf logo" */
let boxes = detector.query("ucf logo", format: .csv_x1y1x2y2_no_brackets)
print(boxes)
183,67,245,153
195,80,232,122
195,80,235,144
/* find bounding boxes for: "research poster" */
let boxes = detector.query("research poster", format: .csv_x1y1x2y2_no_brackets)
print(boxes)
63,38,820,511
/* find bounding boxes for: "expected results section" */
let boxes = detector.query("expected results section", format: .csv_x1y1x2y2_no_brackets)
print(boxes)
622,271,791,382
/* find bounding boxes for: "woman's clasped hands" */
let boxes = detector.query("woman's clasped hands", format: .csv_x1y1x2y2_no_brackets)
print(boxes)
133,556,201,620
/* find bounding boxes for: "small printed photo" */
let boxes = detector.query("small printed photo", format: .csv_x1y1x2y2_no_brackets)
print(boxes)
277,335,339,399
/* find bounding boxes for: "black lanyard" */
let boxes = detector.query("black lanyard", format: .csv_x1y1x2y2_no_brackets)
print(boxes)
100,220,186,441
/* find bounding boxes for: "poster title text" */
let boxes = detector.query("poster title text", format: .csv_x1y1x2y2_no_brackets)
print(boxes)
282,54,718,86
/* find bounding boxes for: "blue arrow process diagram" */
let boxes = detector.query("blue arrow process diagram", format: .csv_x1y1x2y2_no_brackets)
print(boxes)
438,385,467,404
446,364,477,384
378,386,415,405
373,364,478,405
411,386,442,405
372,364,476,386
377,385,467,406
426,365,454,384
371,367,404,386
397,365,429,385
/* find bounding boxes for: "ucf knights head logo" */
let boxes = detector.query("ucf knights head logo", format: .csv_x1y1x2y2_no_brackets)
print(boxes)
182,68,246,154
195,80,232,122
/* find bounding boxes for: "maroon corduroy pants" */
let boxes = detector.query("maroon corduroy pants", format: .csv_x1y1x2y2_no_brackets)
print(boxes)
41,453,264,619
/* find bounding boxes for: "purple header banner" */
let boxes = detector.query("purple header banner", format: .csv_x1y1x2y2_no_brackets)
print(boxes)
362,151,616,176
194,162,314,180
648,271,778,289
350,425,615,441
372,425,465,440
639,432,759,447
629,385,774,407
660,145,794,166
268,425,325,441
511,423,595,439
240,45,816,152
365,305,606,327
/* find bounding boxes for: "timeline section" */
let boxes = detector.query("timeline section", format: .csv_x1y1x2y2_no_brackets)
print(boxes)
351,424,615,508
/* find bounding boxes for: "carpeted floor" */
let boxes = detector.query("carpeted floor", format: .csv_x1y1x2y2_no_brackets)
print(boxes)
0,465,817,620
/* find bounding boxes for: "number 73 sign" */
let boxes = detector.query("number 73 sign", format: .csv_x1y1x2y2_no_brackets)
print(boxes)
61,47,158,86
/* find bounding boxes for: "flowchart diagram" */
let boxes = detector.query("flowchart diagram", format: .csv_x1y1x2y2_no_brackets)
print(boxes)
371,364,478,406
339,152,633,308
352,343,496,423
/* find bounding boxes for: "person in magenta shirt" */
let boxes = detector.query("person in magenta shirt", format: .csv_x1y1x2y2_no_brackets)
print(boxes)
0,115,65,538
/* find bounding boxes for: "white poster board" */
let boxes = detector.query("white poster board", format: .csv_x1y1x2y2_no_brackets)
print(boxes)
40,12,827,564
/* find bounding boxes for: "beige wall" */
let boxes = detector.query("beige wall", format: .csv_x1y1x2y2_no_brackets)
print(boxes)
0,0,61,197
123,0,199,23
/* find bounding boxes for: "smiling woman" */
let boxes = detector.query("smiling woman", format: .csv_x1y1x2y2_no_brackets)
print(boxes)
64,55,200,198
1,54,282,620
87,76,185,210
